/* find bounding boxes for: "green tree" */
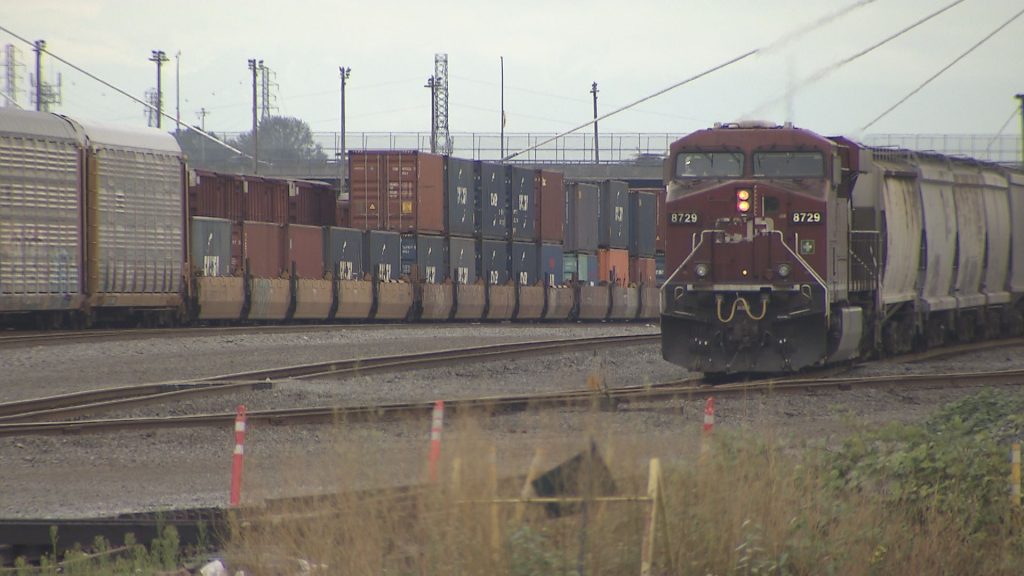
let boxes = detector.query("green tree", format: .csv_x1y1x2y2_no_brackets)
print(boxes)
234,115,328,165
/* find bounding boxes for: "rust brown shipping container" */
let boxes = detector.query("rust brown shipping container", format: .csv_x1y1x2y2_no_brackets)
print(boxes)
384,151,444,233
535,169,565,243
597,248,630,286
630,256,656,285
287,224,325,279
189,169,245,221
349,150,444,233
242,221,286,278
348,152,385,230
288,179,337,226
244,176,290,224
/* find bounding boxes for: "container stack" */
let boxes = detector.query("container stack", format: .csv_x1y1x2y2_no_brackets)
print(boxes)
628,188,658,285
597,180,631,286
563,181,600,285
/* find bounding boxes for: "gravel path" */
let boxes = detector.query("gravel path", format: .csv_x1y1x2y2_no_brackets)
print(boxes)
1,326,1022,520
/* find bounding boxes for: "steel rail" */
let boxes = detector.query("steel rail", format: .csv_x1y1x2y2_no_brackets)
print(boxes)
5,366,1024,437
0,334,659,423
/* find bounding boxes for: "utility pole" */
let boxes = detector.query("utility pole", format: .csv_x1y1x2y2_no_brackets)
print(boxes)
175,51,181,133
591,82,599,163
1017,93,1024,165
197,108,209,163
33,40,43,111
149,50,168,128
500,56,505,159
339,66,351,191
248,58,260,174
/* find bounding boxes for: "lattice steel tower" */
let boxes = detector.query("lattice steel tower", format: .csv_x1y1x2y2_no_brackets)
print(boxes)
2,44,22,108
431,53,451,155
259,62,278,120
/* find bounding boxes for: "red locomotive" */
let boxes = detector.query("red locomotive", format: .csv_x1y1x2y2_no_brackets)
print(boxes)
659,122,1024,375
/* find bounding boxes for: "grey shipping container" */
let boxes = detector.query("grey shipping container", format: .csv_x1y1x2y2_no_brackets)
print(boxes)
564,181,600,253
477,162,509,239
510,241,538,286
448,236,477,285
478,239,510,285
599,180,629,249
539,244,564,286
401,234,447,283
446,157,477,236
324,227,364,280
365,230,401,281
629,190,658,257
191,217,233,277
508,166,537,241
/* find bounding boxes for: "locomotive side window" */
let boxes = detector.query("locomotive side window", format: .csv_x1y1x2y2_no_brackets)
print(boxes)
675,151,743,179
752,151,824,178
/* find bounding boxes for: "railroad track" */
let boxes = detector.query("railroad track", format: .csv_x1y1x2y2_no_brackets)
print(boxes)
0,334,659,428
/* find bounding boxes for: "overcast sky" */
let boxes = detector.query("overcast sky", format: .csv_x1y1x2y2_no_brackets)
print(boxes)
3,0,1023,140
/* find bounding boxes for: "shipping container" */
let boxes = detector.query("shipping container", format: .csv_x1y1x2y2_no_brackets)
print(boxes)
287,224,324,279
383,151,444,233
630,256,656,285
191,217,233,277
348,152,384,230
448,236,477,285
189,169,244,221
445,157,477,236
288,179,337,226
401,234,446,283
365,230,401,281
597,248,629,286
477,162,509,239
509,166,537,241
539,244,564,286
479,239,510,285
535,170,565,243
352,151,442,231
598,180,630,249
323,227,364,280
629,190,658,257
510,241,538,286
655,252,666,286
563,252,599,284
564,181,599,253
244,176,291,224
242,221,286,278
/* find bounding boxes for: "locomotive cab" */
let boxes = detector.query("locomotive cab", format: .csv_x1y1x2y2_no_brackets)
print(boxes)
660,122,862,374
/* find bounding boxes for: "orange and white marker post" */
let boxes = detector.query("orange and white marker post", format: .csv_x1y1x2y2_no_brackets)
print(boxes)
700,397,715,456
230,405,247,507
428,400,445,482
1012,442,1021,507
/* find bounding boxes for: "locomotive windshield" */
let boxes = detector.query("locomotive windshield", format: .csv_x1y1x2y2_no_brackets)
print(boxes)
752,151,824,178
675,151,743,179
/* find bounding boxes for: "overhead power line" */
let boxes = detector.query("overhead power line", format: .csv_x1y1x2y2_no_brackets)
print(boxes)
0,24,246,157
861,5,1024,132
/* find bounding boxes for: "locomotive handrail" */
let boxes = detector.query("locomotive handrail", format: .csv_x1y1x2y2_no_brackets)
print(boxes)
660,228,722,290
772,229,830,320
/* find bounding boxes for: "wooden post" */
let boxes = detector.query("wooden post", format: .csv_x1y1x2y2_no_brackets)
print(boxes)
640,458,662,576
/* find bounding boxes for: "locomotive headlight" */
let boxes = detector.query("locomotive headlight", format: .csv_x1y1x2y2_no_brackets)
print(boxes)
694,263,710,278
735,189,752,214
777,263,792,278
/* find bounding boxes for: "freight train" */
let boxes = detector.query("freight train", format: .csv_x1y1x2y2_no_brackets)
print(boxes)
0,107,662,329
659,121,1024,375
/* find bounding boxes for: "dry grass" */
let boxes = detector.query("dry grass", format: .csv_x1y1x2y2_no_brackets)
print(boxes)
226,405,1024,575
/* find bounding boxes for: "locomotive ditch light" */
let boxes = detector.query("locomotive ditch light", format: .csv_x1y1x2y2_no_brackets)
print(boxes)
694,263,710,278
736,189,752,214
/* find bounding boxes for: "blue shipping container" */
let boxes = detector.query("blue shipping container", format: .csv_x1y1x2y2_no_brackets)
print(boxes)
401,234,447,283
477,162,509,239
539,243,564,286
509,166,537,241
448,236,477,284
510,241,538,286
445,157,477,236
364,230,401,281
479,239,510,285
599,180,630,249
324,227,365,280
